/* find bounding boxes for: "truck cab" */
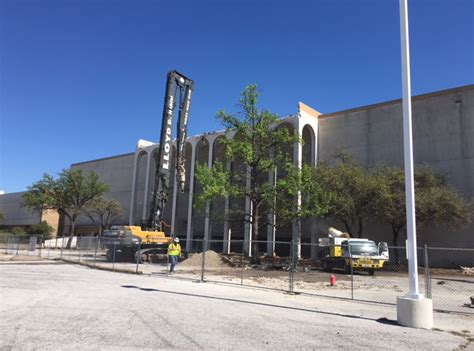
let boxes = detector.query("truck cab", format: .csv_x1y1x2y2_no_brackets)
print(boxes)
319,236,389,275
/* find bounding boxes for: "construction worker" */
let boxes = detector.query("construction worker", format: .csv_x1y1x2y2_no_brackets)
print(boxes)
167,237,181,273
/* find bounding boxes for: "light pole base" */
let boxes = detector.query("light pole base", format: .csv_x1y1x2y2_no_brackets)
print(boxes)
397,295,433,329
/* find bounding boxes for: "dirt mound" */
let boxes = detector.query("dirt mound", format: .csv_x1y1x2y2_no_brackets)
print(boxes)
180,250,229,268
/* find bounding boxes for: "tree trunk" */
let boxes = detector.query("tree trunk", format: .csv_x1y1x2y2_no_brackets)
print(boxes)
341,218,353,237
66,219,75,249
357,216,364,238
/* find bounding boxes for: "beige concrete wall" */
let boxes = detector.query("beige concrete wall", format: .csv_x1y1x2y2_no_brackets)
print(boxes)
41,210,60,237
68,152,135,233
0,191,39,227
317,85,474,248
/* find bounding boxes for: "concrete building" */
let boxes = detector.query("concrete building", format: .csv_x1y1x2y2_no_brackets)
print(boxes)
1,84,473,255
0,191,60,235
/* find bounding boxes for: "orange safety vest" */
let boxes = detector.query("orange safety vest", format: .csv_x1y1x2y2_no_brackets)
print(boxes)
168,243,181,256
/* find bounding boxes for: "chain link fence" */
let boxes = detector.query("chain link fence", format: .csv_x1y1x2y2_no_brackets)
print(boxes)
2,234,472,314
0,233,44,257
425,247,474,313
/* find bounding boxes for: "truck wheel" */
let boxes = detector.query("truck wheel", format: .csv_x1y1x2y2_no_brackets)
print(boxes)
368,269,375,276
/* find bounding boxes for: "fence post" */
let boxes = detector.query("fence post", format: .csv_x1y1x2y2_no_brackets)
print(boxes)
289,240,295,293
135,241,141,274
47,237,51,259
93,237,98,267
112,241,116,270
240,241,244,286
60,236,65,259
349,241,354,300
200,240,206,282
16,237,20,256
78,238,82,263
424,244,431,299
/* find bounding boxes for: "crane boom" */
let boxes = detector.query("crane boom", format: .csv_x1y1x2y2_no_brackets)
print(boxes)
143,70,194,231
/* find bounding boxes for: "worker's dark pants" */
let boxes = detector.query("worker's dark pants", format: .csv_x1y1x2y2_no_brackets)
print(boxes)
169,255,178,272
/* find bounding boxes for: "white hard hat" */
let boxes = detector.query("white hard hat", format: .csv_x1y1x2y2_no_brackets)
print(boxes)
173,237,180,243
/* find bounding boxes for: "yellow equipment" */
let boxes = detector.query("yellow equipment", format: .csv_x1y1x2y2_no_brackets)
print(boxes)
125,226,171,245
102,225,172,262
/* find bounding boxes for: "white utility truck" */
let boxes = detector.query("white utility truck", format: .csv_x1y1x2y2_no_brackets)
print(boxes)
318,227,389,275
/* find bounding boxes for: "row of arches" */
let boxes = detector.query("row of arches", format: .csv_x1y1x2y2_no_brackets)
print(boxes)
129,118,318,255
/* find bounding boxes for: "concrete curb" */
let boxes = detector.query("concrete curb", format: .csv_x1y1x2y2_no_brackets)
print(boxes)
0,260,62,265
58,258,143,275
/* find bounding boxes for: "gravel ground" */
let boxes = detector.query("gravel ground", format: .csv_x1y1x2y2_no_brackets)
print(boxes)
1,263,473,350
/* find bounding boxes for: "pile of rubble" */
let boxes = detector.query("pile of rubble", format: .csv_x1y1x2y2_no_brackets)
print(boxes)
180,250,231,268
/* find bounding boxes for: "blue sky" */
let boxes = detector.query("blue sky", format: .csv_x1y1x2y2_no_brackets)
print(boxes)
0,0,473,193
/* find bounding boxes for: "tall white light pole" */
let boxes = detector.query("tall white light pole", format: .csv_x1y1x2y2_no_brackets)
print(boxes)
397,0,433,329
399,0,421,299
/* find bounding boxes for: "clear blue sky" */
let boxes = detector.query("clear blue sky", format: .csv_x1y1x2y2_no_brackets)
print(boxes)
0,0,472,193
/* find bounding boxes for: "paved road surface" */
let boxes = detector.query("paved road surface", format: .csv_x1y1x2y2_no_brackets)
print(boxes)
0,263,472,350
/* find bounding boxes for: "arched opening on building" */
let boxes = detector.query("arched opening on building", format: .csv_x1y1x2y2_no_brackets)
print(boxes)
273,122,295,257
208,135,226,252
189,137,209,250
302,124,316,166
143,147,160,224
174,142,193,239
226,131,248,254
160,145,177,234
301,124,316,258
132,151,148,225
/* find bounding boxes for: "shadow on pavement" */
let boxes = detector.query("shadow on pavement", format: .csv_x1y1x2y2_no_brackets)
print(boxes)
121,284,396,325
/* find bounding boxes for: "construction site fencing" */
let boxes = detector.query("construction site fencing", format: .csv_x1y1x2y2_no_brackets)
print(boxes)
195,239,293,292
296,243,429,304
425,247,474,313
0,233,44,257
3,234,471,314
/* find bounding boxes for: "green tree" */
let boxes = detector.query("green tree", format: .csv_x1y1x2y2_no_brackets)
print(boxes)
312,151,381,238
0,210,4,226
27,221,54,241
22,169,109,248
195,85,330,260
82,197,124,236
373,164,472,248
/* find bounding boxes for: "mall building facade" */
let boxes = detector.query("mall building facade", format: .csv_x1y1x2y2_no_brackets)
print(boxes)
1,85,473,256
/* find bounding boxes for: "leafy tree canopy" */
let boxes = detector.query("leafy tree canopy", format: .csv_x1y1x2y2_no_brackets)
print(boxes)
372,164,472,246
311,151,381,238
27,221,54,241
82,196,124,235
23,169,109,246
195,84,331,259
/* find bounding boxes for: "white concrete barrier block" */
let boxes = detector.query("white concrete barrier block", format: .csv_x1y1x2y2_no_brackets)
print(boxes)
397,296,433,329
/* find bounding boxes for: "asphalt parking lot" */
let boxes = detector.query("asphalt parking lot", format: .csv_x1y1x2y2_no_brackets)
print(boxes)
1,263,473,350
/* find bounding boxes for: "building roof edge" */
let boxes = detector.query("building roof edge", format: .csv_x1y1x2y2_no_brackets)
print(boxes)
319,84,474,119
